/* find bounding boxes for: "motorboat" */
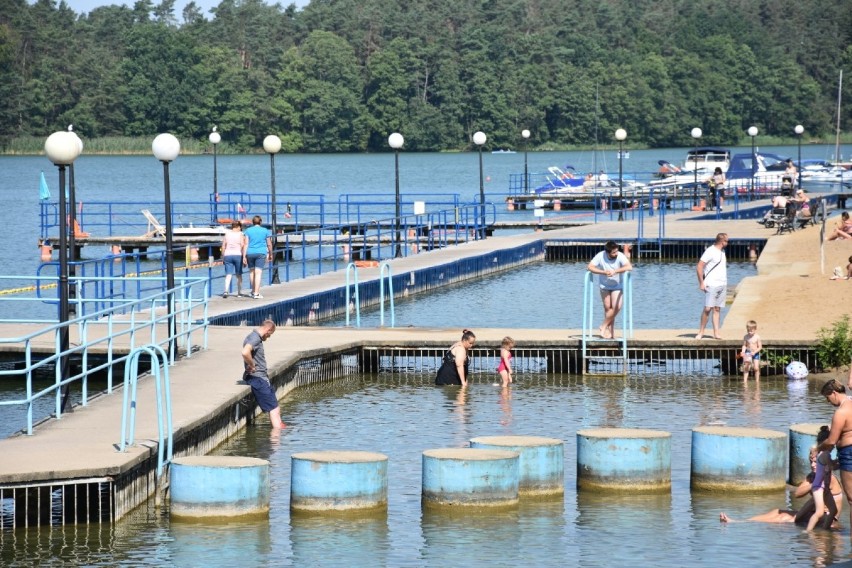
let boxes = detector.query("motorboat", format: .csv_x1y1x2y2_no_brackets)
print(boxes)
646,147,731,192
796,159,849,184
491,149,516,154
725,152,789,193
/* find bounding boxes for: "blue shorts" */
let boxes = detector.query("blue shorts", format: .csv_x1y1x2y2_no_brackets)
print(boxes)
246,253,266,270
838,445,852,472
223,255,243,275
246,375,278,412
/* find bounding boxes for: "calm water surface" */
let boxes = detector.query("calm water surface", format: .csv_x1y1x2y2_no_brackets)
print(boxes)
1,374,845,566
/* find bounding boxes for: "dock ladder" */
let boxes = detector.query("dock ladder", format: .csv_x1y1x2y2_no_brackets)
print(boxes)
581,271,633,376
345,262,361,327
119,344,174,491
379,262,395,327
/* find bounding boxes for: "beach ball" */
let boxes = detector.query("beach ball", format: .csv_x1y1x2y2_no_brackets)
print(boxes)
785,361,809,380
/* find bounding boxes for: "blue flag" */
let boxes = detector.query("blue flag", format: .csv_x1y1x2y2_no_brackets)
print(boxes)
39,171,50,200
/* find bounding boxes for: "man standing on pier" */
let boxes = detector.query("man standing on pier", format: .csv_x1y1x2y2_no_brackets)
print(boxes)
696,233,728,340
241,319,285,429
587,241,633,339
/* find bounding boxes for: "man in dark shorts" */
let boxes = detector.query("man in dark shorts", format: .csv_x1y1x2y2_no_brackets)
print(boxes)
241,319,285,429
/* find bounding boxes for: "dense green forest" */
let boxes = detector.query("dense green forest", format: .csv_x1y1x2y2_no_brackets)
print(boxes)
1,0,850,152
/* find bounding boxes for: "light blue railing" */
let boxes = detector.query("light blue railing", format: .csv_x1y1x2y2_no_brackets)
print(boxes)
581,271,633,375
0,275,209,435
120,344,173,477
344,262,361,327
379,262,395,328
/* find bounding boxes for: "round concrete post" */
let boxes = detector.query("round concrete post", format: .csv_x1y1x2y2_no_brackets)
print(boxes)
691,426,787,491
576,428,671,492
170,456,269,519
290,450,388,512
469,435,564,496
422,448,519,508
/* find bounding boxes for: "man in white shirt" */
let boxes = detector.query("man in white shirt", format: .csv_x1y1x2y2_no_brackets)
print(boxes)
696,233,728,340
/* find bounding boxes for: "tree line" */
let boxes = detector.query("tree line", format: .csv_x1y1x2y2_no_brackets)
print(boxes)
0,0,850,153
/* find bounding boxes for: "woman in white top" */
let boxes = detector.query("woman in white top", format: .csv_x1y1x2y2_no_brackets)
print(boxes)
220,221,247,297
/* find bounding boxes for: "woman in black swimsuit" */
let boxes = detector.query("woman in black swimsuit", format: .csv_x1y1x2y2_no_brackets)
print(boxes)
435,330,476,386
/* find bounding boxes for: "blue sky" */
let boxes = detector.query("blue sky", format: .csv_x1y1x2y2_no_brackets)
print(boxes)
60,0,310,18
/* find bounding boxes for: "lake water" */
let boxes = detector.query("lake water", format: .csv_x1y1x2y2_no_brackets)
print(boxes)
1,147,849,565
1,373,843,566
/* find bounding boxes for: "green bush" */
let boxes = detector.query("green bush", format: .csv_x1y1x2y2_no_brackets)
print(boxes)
816,316,852,370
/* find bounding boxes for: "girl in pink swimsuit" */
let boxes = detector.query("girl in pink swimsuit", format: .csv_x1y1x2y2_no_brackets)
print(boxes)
496,336,515,387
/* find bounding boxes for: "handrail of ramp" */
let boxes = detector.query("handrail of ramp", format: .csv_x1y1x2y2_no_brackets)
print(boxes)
345,262,360,327
379,262,395,328
119,344,173,477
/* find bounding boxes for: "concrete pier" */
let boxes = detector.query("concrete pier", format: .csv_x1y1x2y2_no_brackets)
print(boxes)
576,428,671,492
290,450,388,512
170,456,270,519
422,448,520,508
691,426,787,491
469,435,564,496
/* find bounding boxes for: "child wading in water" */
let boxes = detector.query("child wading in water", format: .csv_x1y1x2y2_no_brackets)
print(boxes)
741,320,762,380
496,336,515,387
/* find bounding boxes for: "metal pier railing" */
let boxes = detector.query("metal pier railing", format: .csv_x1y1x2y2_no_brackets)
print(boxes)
581,271,633,376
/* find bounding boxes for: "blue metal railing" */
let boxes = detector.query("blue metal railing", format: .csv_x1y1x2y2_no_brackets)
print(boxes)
581,270,633,375
0,276,209,435
379,262,395,328
345,263,360,327
119,344,173,477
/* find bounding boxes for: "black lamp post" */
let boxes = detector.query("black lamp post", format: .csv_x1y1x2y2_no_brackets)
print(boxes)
67,126,82,315
615,128,627,220
748,126,758,199
45,131,81,415
794,124,804,189
521,129,530,194
209,126,220,222
263,135,282,284
691,127,702,206
388,132,404,257
473,131,487,238
152,133,180,360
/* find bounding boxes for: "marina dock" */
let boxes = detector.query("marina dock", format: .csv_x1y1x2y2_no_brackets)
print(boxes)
1,199,848,527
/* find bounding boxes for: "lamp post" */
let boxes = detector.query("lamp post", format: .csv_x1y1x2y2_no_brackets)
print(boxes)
521,129,530,195
44,130,81,415
615,128,627,221
67,126,83,315
263,135,282,284
794,124,804,190
473,131,487,239
152,133,180,360
747,126,758,199
388,132,404,257
691,127,702,206
209,126,221,223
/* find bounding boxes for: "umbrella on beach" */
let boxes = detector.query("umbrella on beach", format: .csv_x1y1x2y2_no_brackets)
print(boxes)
39,171,50,200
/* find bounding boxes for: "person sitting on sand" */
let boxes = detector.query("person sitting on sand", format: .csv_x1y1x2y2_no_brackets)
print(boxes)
827,211,852,241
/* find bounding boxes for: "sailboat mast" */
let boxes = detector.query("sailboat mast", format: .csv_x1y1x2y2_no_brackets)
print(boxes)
593,85,599,176
835,70,843,163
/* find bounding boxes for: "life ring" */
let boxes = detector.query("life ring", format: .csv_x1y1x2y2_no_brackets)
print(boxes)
353,260,379,268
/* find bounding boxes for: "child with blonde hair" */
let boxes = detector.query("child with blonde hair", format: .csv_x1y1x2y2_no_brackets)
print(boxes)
741,320,762,380
496,336,515,387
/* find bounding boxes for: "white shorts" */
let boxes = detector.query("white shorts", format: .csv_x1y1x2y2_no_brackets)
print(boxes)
704,285,726,308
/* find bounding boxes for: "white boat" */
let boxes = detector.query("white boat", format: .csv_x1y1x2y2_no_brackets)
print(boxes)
491,149,516,154
797,159,849,184
647,147,731,191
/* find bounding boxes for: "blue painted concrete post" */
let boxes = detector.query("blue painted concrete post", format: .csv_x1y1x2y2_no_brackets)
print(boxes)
170,456,269,518
789,423,822,485
691,426,787,491
422,448,520,508
469,435,564,496
576,428,671,492
290,450,388,512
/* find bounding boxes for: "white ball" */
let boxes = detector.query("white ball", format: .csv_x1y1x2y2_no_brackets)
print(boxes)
785,361,809,380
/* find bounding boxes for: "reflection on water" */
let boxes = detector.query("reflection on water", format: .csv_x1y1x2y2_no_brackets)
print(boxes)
1,373,843,566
